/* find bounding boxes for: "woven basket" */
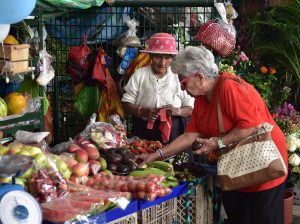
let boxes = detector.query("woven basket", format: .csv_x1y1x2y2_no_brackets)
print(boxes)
196,20,235,57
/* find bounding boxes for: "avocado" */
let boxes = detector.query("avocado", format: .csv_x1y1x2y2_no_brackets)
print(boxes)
107,153,122,164
117,164,131,173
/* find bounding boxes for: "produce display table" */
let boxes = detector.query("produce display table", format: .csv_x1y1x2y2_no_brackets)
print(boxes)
43,166,218,224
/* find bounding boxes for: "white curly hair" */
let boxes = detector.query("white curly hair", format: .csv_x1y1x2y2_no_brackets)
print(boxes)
171,45,219,79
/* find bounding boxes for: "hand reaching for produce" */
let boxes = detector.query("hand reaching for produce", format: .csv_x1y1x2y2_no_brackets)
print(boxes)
192,137,218,155
161,104,180,116
135,152,159,167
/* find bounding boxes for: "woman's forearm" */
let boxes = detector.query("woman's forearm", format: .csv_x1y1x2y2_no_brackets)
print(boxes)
161,132,202,158
122,102,140,117
221,127,258,146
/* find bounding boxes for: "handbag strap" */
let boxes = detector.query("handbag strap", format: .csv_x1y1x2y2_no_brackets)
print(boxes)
216,76,246,136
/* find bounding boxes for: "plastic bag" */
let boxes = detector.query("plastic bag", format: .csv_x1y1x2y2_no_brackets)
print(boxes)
123,16,141,47
81,113,122,149
66,35,91,83
0,96,43,121
36,49,55,86
15,130,49,144
74,84,100,118
50,138,74,155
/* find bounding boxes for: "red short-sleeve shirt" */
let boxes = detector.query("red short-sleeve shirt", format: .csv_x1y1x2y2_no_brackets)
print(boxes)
186,73,287,192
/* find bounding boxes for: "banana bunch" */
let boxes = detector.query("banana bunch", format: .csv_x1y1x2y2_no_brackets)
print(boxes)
129,161,178,187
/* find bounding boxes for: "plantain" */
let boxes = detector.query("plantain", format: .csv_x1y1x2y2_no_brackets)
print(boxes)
129,167,168,177
147,161,174,173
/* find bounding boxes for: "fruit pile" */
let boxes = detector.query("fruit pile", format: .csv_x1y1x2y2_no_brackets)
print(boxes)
127,139,163,155
63,137,107,184
86,172,171,201
105,148,138,174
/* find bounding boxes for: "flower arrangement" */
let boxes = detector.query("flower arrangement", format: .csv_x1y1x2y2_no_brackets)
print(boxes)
219,46,252,75
273,102,300,186
242,66,277,108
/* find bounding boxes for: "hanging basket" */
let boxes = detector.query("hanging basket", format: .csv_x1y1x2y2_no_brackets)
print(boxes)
196,20,236,57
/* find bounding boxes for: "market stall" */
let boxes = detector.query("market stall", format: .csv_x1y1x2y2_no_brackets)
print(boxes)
2,0,298,223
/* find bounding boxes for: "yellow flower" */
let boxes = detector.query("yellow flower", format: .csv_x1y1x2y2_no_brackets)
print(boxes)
269,67,276,74
260,66,268,74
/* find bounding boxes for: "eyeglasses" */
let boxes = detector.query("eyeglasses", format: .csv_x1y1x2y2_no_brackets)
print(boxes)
179,73,197,87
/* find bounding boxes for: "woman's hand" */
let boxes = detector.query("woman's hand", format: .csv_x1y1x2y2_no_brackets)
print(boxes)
192,137,218,155
140,108,160,120
162,104,180,116
135,152,160,166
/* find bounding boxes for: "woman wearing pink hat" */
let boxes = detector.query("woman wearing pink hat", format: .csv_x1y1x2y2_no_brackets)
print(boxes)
122,33,194,145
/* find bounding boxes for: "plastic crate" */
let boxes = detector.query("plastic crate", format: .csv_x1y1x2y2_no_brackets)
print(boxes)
107,213,138,224
139,197,177,224
177,176,214,224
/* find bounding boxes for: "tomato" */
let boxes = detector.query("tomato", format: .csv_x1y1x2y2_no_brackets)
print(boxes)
137,191,146,200
145,182,157,193
146,192,157,201
127,182,137,192
120,183,129,192
136,181,146,192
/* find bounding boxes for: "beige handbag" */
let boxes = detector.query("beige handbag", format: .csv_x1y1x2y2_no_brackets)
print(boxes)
216,77,286,191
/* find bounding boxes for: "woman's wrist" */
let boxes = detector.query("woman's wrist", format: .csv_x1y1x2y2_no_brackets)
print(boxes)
137,106,142,117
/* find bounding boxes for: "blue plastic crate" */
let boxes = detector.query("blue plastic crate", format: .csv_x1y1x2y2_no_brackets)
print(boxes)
138,183,187,210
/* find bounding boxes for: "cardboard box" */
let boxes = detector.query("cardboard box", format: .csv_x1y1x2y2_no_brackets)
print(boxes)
0,60,30,75
0,44,30,61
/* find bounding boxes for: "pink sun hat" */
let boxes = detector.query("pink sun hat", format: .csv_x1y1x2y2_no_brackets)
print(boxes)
140,33,178,55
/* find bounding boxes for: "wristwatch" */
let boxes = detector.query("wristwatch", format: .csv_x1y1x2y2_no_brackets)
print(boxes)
217,138,227,149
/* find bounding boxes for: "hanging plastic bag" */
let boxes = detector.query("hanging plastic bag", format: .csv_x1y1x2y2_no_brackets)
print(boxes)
74,84,100,118
36,49,55,86
66,35,91,83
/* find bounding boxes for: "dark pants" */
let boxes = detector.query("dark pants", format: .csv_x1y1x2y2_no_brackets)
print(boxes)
222,183,285,224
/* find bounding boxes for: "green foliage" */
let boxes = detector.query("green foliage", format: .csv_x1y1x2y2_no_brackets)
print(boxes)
249,0,300,106
242,67,277,108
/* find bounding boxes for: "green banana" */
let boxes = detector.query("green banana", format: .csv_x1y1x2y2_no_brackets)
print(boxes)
147,161,174,173
129,167,168,177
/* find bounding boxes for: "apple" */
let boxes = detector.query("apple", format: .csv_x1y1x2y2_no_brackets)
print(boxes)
67,144,81,153
0,146,9,155
82,146,100,160
72,163,89,177
34,153,49,168
8,142,24,151
67,159,78,169
61,169,72,180
74,150,88,163
56,160,69,173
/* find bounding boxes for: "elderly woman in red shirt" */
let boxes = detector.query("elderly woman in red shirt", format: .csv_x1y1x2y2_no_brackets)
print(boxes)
136,45,288,224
